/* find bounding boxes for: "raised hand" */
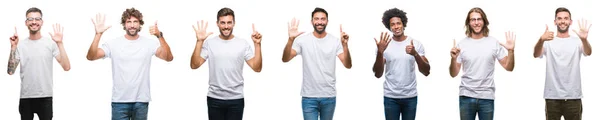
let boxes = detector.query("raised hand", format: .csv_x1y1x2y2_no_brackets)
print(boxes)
193,20,213,42
572,19,592,40
149,21,161,37
340,24,349,45
251,23,262,44
374,32,391,53
288,18,304,38
10,26,19,48
406,39,417,56
540,25,554,41
501,31,516,51
49,23,64,43
91,13,111,34
450,39,460,58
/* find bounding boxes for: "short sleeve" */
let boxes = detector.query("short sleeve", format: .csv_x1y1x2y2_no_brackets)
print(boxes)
456,43,463,63
200,41,209,59
100,42,111,59
51,42,59,58
336,40,343,56
538,42,548,59
244,42,255,61
415,40,426,56
151,39,160,55
292,37,302,55
495,42,508,61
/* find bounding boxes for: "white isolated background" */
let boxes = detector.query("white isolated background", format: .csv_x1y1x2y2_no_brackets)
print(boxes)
0,0,597,120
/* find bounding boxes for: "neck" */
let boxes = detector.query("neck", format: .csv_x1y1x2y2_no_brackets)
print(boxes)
470,33,484,39
124,34,140,40
313,31,327,38
392,34,407,42
219,34,234,40
557,31,570,38
28,31,42,40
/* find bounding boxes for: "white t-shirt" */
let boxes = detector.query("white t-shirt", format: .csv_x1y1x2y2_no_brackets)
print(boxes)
538,36,586,99
101,36,160,102
292,33,343,97
16,37,59,98
201,36,255,100
380,37,426,99
456,36,507,100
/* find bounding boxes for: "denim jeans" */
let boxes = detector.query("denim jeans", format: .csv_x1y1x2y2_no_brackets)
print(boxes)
207,97,245,120
19,97,53,120
384,96,417,120
545,99,582,120
459,96,494,120
302,97,336,120
111,102,149,120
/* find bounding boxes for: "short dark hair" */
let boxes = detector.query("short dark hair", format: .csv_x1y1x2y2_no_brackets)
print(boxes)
217,7,235,21
121,7,144,25
26,7,42,17
555,7,571,19
311,7,328,18
382,8,407,30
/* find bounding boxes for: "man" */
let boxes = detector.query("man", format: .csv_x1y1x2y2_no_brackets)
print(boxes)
281,7,352,120
7,7,71,120
85,8,173,120
372,8,430,120
189,7,263,120
448,7,515,120
533,7,592,120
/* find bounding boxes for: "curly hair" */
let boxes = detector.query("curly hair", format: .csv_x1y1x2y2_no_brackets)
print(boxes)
382,8,407,30
121,7,144,30
464,7,489,37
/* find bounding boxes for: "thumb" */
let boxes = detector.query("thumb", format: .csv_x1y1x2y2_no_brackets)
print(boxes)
545,24,549,31
411,40,414,45
155,20,158,26
48,32,54,37
207,32,214,36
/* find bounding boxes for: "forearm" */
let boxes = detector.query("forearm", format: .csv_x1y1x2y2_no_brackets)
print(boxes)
158,37,174,61
252,43,263,72
449,58,459,77
533,39,545,58
7,48,19,75
56,43,71,71
581,38,592,55
372,51,385,78
342,45,352,68
413,53,430,76
190,41,204,69
505,50,515,71
282,37,294,62
86,34,102,60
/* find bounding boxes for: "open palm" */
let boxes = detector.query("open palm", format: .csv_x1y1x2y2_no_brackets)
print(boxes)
193,20,213,42
501,31,516,50
49,23,64,43
572,19,592,40
92,13,111,34
288,18,304,38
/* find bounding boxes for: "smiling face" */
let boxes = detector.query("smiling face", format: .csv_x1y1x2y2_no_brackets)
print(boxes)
388,17,404,36
311,12,328,34
217,15,235,38
468,12,484,34
124,16,141,36
554,11,572,33
26,12,43,34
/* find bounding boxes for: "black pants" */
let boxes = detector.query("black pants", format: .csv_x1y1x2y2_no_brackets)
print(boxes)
545,99,582,120
19,97,53,120
207,97,244,120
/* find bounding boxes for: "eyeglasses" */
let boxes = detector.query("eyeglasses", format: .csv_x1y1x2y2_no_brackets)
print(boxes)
26,17,42,21
470,18,483,22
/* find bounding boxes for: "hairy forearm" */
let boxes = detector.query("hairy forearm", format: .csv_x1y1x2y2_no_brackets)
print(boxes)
7,48,19,75
158,37,173,61
86,34,102,60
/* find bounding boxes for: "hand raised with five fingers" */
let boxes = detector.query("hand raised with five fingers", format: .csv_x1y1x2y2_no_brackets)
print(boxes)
450,39,460,58
10,27,19,48
288,18,304,38
540,25,554,41
91,13,111,34
501,31,516,51
374,32,391,53
49,23,64,43
251,23,262,44
193,20,213,42
149,21,161,37
340,24,349,45
406,39,417,56
572,19,592,40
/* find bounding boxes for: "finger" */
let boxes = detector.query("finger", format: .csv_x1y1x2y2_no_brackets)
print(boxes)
193,21,199,32
339,24,343,32
379,32,384,41
14,26,17,35
48,32,53,37
155,20,158,26
588,23,592,30
287,22,291,29
252,23,256,32
207,32,214,36
453,39,456,47
410,40,414,46
204,20,209,30
299,31,305,35
373,38,378,43
545,24,549,31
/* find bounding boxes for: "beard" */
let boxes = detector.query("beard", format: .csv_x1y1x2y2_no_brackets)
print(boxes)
557,24,570,33
313,24,327,34
125,27,141,36
28,24,41,34
219,28,233,38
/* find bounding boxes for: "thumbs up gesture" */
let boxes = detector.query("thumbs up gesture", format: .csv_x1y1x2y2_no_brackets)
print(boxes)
540,24,554,41
405,39,417,56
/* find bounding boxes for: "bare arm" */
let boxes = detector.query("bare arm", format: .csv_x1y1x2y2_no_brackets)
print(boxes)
413,54,430,76
449,58,461,78
246,43,262,72
86,33,106,61
190,41,206,69
372,51,385,78
338,44,352,69
581,38,592,56
155,34,174,62
55,43,71,71
500,50,515,71
282,37,297,62
7,48,19,75
533,38,545,58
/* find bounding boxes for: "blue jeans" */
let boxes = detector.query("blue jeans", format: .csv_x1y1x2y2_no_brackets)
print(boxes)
111,102,149,120
207,97,245,120
459,96,494,120
384,96,417,120
302,97,336,120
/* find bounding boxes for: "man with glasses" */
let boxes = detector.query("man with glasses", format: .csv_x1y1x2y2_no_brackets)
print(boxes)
449,7,515,120
7,7,71,120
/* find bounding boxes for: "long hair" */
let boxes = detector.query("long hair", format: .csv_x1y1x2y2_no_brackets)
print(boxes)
464,7,489,37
